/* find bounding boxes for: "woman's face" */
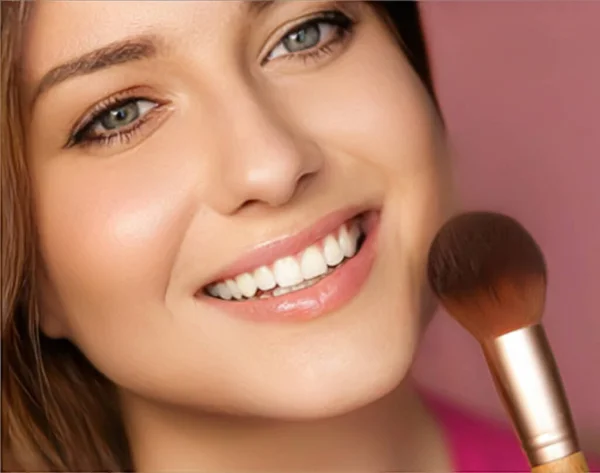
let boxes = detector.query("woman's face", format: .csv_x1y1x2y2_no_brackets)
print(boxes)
22,1,450,418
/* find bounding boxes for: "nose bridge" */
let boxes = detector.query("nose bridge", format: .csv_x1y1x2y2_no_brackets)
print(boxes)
207,79,322,213
227,85,296,165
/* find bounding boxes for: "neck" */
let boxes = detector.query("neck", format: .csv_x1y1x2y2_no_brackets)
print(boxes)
122,381,451,472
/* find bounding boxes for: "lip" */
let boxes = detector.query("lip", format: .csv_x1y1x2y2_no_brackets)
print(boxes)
203,206,372,285
197,210,380,322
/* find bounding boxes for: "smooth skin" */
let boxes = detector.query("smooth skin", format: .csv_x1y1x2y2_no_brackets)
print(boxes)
22,1,453,470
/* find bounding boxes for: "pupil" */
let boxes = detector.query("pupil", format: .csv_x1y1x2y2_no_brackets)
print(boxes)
296,30,306,43
114,109,127,121
102,102,139,130
284,24,320,52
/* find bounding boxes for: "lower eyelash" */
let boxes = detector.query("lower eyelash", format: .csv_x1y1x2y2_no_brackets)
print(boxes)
67,93,163,148
290,43,337,64
289,14,354,63
263,10,355,66
74,111,154,149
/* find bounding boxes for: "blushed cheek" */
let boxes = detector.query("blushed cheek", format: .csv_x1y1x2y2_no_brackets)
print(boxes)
293,22,451,282
277,30,448,243
33,151,200,332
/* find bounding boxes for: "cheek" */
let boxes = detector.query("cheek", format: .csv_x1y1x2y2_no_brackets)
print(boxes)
276,35,450,258
33,141,200,335
273,29,443,181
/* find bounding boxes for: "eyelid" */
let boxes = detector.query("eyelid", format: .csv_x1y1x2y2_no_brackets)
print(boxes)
259,7,353,64
69,102,174,153
67,87,168,146
70,86,165,135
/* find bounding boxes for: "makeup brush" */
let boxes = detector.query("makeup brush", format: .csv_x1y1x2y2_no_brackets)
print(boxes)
427,211,589,473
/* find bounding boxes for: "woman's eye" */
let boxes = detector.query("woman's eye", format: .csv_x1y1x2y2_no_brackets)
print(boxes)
282,23,323,53
266,12,353,62
89,99,157,134
68,97,163,149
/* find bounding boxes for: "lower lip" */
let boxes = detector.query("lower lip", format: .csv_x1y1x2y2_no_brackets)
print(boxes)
200,212,380,322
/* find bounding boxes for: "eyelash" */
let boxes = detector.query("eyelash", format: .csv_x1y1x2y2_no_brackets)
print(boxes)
68,9,355,149
67,93,162,148
263,10,354,65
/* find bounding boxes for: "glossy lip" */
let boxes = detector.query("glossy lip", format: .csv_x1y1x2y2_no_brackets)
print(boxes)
202,206,371,285
198,211,380,322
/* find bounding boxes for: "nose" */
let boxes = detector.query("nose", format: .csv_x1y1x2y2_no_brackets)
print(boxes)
205,84,323,214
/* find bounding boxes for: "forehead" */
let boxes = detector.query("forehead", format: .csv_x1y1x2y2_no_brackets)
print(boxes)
22,1,256,85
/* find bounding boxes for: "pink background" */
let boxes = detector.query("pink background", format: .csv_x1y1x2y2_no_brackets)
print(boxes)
413,2,600,453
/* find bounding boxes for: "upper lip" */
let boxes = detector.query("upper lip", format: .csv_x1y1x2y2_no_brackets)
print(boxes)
203,206,370,286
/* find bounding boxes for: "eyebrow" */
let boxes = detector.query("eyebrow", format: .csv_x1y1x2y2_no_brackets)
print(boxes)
30,2,276,109
245,0,276,16
30,35,159,109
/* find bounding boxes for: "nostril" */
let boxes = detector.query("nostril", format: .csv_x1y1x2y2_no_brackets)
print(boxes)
297,171,314,189
239,171,315,212
289,170,316,200
240,199,261,210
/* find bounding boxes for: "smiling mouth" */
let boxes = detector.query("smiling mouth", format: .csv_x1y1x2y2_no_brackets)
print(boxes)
203,215,368,302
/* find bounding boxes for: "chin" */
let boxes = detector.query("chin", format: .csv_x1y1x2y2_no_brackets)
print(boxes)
250,352,416,421
232,314,421,421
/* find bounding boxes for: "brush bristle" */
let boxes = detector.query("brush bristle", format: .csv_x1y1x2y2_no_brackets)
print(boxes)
427,211,547,341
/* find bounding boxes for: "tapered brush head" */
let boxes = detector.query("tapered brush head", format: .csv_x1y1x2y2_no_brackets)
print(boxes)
427,211,547,341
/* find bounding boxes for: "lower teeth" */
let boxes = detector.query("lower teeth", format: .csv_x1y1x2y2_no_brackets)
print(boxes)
263,267,334,299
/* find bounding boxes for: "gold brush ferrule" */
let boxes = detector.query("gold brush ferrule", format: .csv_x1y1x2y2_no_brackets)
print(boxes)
481,324,580,467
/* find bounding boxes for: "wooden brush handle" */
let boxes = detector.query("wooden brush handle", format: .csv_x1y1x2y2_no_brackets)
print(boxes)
531,452,589,473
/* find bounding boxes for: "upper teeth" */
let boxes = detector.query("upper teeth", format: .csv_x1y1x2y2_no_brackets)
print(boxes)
206,220,362,301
